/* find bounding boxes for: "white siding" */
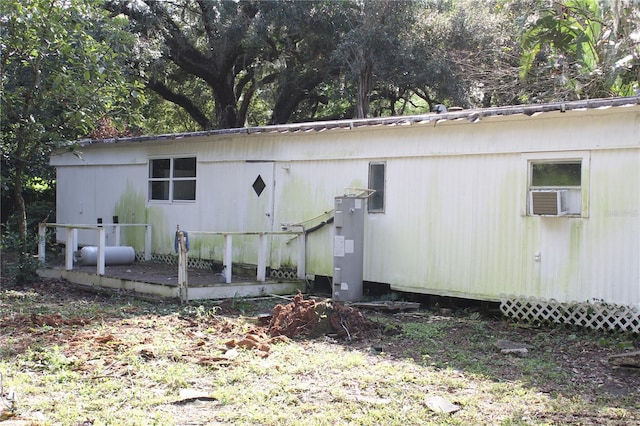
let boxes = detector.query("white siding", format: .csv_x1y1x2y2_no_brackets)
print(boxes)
52,105,640,306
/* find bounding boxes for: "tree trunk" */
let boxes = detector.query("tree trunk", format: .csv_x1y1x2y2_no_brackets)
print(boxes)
269,72,325,125
213,81,240,128
11,50,42,268
12,155,28,265
356,64,372,119
269,89,307,125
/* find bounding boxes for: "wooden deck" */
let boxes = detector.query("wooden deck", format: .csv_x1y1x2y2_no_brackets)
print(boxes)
37,261,306,301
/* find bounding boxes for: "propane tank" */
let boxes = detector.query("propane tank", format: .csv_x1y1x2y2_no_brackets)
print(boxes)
79,246,135,265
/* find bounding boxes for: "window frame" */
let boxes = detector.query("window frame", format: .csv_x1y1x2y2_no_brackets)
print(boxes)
148,156,197,203
522,152,590,218
368,161,386,213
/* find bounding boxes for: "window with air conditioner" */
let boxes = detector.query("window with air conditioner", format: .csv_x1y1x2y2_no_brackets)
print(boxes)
148,157,197,202
528,161,581,216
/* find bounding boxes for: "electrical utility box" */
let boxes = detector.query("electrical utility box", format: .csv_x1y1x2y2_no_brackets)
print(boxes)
333,195,366,301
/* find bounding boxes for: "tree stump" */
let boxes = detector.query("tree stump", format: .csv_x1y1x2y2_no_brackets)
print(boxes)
608,351,640,368
267,294,369,339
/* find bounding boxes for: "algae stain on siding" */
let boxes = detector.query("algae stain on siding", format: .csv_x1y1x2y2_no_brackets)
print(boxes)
278,177,318,225
548,220,584,300
478,167,521,299
278,170,363,222
113,183,147,250
520,217,541,297
566,220,583,287
559,220,584,300
146,206,169,253
306,228,333,275
190,236,220,261
176,232,223,262
113,182,168,254
187,235,206,259
278,172,364,275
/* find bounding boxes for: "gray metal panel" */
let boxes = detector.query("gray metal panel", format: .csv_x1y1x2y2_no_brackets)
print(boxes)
333,196,365,301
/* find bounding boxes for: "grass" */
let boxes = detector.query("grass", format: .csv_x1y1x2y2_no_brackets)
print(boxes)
1,281,639,425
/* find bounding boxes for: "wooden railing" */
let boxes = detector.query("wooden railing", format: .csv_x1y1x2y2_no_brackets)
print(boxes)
183,230,306,284
38,223,152,275
37,223,304,289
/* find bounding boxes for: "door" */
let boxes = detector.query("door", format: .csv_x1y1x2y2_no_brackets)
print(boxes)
536,219,577,302
244,161,275,233
240,161,275,268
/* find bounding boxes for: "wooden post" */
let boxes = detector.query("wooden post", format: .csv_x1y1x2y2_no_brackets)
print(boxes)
97,227,106,275
297,233,306,279
72,228,78,252
65,228,74,270
144,225,152,261
177,230,188,302
223,234,232,284
114,224,121,246
38,223,46,264
257,233,267,282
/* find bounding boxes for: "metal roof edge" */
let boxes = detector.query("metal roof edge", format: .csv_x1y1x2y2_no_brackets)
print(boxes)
75,95,640,146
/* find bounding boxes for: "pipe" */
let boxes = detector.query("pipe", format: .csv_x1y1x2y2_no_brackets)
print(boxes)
305,216,334,234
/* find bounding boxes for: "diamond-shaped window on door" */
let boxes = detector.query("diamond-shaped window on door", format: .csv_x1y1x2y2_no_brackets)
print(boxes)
252,175,266,197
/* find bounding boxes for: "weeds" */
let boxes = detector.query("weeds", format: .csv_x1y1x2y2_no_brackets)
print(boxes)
1,282,638,425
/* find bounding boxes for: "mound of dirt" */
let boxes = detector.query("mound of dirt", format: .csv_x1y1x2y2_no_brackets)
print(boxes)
267,293,370,339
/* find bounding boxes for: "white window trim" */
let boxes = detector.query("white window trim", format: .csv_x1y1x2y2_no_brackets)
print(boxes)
521,151,590,218
148,156,197,204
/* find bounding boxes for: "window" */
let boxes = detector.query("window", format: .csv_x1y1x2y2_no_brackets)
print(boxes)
368,162,385,212
531,162,581,187
528,160,581,216
149,157,196,202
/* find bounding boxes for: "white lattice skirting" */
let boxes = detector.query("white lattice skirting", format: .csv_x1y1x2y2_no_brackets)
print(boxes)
270,269,298,280
136,252,299,279
500,295,640,333
136,253,213,269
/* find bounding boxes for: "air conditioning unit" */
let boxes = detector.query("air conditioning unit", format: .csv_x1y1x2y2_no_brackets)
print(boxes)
530,190,569,216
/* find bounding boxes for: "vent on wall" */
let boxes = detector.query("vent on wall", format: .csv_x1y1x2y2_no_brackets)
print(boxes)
530,190,569,216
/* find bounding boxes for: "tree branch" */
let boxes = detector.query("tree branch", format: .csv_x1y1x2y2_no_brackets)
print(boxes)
147,79,213,130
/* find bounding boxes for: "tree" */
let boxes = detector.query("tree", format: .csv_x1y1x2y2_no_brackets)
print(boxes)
331,0,428,118
256,1,350,124
520,0,640,101
1,0,142,271
330,0,529,116
105,0,353,129
105,0,258,129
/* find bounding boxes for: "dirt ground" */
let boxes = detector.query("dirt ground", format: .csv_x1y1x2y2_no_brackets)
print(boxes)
2,277,640,425
4,279,639,390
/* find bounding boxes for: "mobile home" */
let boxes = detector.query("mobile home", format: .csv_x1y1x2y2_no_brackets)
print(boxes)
51,96,640,322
